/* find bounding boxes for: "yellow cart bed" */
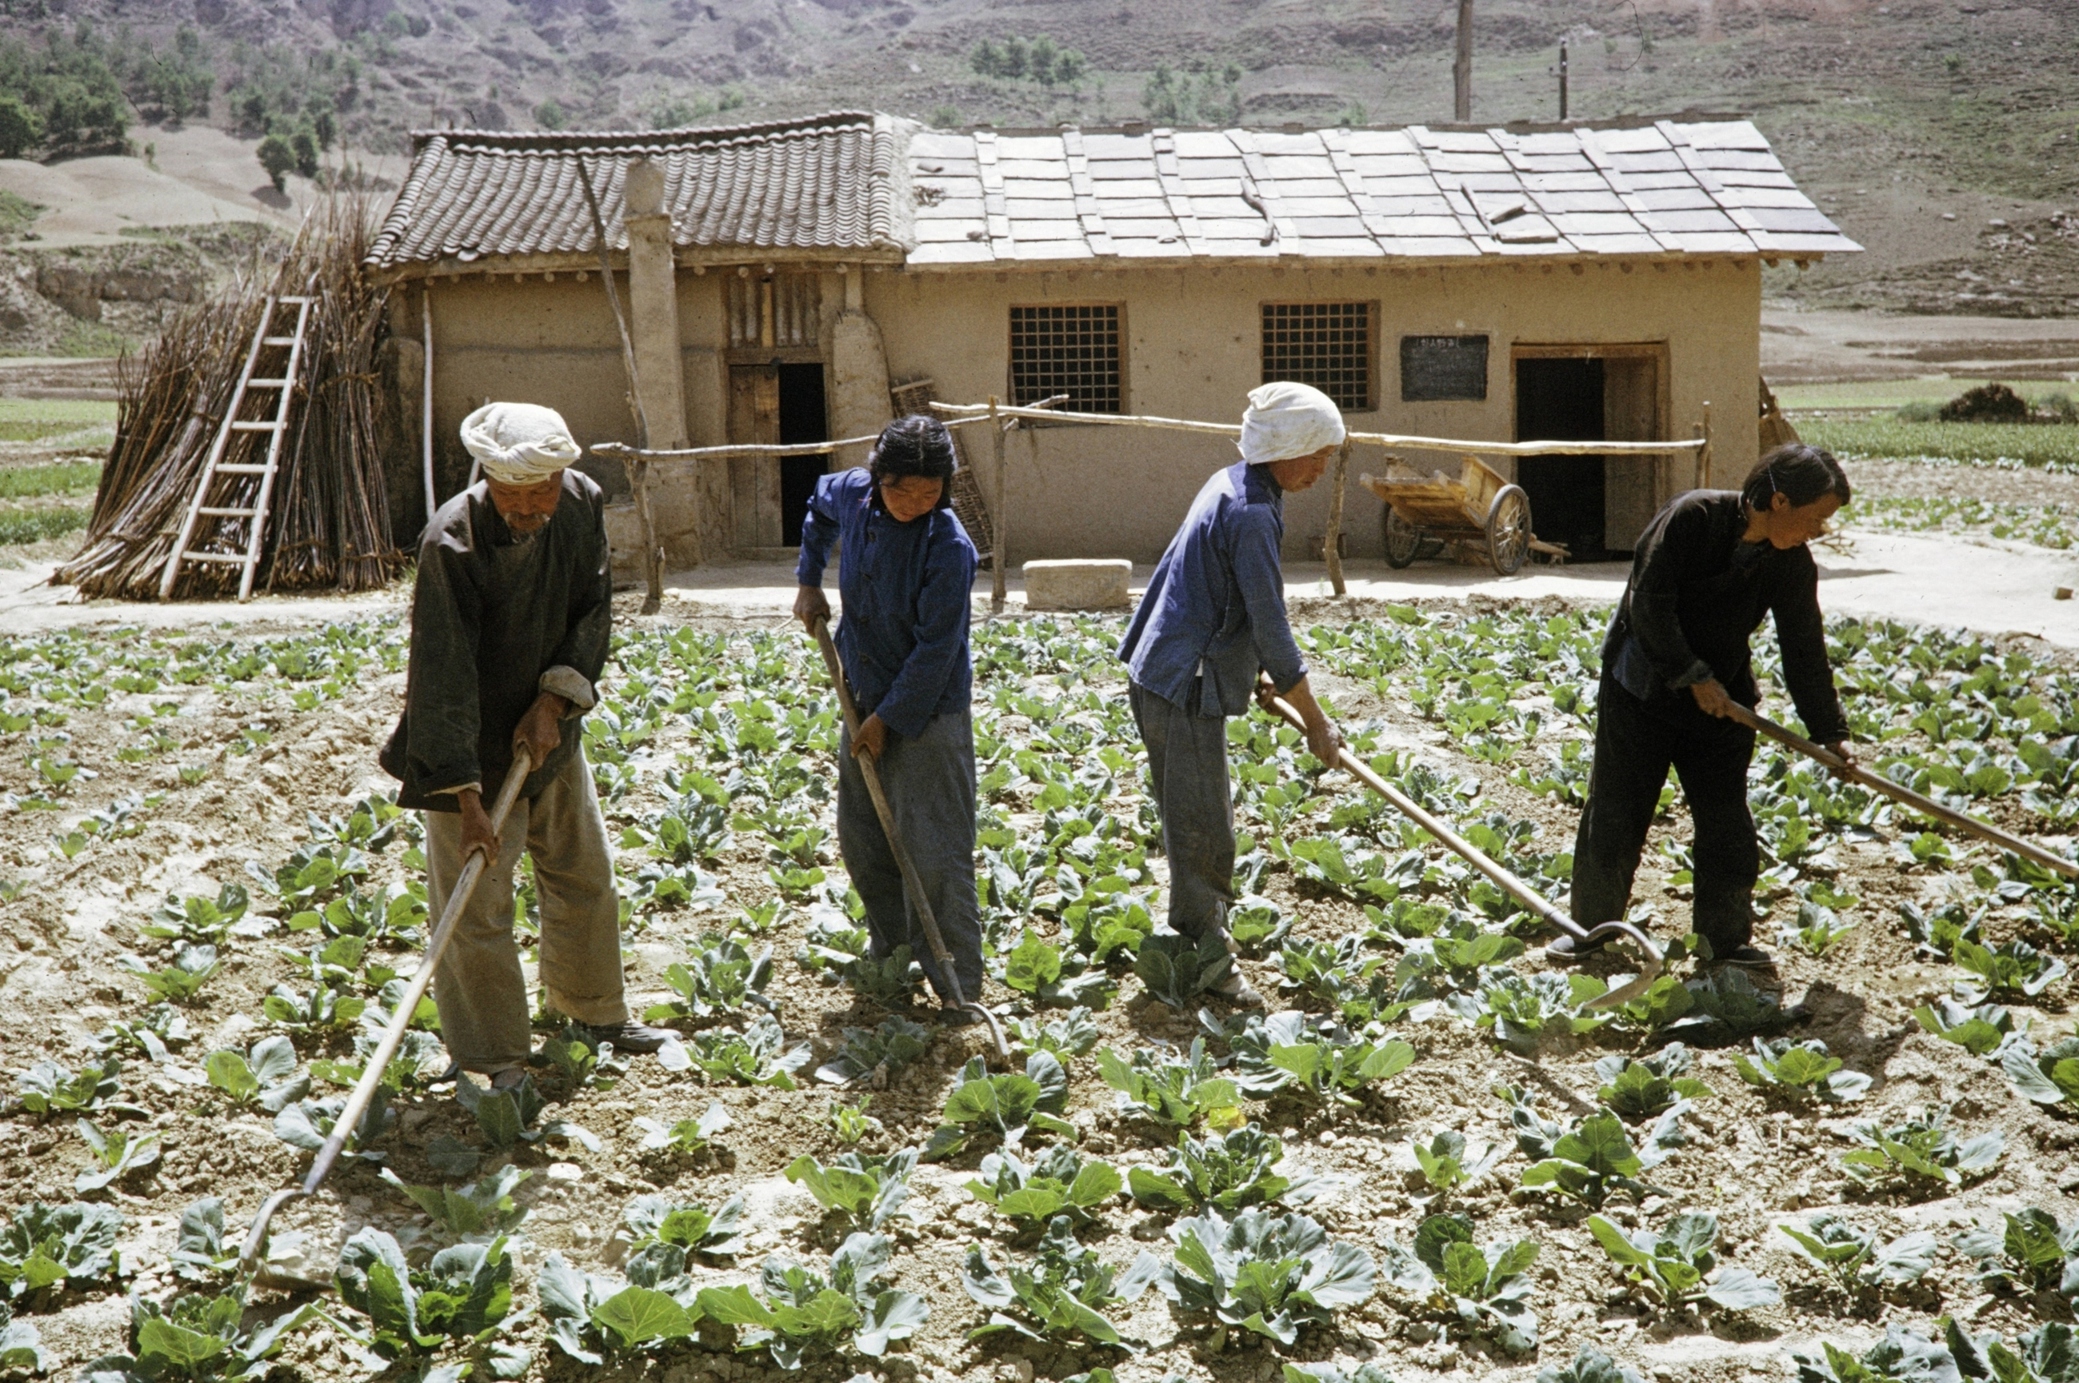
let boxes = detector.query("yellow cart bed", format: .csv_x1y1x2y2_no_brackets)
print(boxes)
1359,454,1557,576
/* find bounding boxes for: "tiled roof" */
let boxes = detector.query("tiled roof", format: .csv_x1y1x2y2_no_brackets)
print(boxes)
366,111,1856,273
907,117,1859,266
365,111,911,271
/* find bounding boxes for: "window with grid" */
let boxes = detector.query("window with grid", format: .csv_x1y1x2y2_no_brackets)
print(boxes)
1009,304,1122,413
1261,302,1373,411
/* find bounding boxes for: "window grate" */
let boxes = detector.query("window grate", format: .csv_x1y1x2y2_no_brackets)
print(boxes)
1009,304,1121,413
1261,301,1372,411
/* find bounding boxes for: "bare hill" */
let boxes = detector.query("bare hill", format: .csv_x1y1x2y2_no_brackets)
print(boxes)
0,0,2075,318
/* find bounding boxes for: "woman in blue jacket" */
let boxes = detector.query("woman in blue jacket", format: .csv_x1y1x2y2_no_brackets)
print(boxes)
793,417,983,1017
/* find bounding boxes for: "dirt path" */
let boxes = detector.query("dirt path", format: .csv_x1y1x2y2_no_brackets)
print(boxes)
12,532,2078,649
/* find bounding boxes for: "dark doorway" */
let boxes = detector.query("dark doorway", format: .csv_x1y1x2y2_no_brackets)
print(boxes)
1515,356,1607,561
777,363,829,546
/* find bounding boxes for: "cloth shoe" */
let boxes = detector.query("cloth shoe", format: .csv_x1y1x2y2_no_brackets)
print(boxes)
1544,931,1611,964
574,1019,677,1054
1208,967,1264,1007
489,1066,528,1092
1703,944,1776,971
935,1005,984,1028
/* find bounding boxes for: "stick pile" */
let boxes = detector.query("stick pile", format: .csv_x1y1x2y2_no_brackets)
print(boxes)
57,196,406,599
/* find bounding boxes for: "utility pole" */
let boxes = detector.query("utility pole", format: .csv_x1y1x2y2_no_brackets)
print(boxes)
1453,0,1474,121
1559,38,1569,120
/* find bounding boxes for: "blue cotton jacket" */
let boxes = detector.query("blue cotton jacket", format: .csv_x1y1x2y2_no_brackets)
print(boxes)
796,467,977,739
1119,460,1306,718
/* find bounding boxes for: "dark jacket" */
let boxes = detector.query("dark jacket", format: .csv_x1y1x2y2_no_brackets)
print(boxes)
1119,460,1305,718
1605,488,1847,744
380,471,612,810
795,467,977,740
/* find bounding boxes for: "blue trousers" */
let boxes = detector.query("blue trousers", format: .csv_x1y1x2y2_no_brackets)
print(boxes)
837,709,984,1005
1130,681,1234,941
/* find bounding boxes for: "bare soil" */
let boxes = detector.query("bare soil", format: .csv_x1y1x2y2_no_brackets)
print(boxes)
0,595,2074,1382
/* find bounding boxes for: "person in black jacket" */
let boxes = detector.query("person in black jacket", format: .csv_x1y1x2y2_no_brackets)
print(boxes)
381,402,672,1089
1550,443,1854,968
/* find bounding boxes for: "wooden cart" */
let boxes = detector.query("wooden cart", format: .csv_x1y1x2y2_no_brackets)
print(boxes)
1360,455,1544,576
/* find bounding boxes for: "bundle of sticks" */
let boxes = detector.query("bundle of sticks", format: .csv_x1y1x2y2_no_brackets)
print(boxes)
57,195,406,599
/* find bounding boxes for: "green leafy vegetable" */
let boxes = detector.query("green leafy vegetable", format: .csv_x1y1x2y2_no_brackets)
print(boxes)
1777,1215,1939,1295
963,1214,1162,1345
1155,1207,1376,1347
1733,1037,1872,1102
1587,1210,1780,1312
695,1232,928,1370
379,1164,530,1238
966,1147,1121,1230
784,1150,917,1232
1094,1042,1242,1131
1840,1105,2005,1191
925,1053,1074,1158
1128,1123,1321,1213
1379,1212,1540,1355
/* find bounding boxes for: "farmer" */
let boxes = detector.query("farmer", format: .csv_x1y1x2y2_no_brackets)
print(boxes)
1120,381,1347,1006
381,401,672,1090
793,416,985,1021
1550,442,1855,970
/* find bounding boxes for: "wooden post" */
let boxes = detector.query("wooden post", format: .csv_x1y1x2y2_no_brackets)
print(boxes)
576,159,663,613
421,286,436,524
989,394,1007,613
1699,399,1714,490
1324,440,1350,596
1453,0,1475,120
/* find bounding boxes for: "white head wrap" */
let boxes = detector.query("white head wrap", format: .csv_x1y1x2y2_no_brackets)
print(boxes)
1239,381,1346,465
460,402,582,485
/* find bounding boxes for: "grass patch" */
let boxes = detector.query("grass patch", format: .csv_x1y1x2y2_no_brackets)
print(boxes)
1845,495,2078,550
0,398,119,424
0,190,40,242
1800,418,2079,471
0,504,88,545
54,319,134,359
0,461,101,498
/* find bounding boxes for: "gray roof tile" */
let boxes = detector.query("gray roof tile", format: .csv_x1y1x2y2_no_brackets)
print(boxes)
371,112,1856,274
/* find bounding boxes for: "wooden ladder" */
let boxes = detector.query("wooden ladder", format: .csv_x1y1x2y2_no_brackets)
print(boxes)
158,293,314,601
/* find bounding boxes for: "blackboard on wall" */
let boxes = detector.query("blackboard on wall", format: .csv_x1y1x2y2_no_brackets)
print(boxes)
1400,335,1489,401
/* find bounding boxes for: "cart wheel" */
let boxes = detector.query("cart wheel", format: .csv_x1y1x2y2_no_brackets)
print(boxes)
1485,484,1532,576
1383,506,1423,568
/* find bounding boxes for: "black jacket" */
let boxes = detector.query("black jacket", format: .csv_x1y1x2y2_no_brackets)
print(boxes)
380,471,612,810
1603,489,1848,744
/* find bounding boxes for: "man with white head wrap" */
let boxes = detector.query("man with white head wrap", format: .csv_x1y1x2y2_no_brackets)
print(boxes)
1118,382,1347,1006
381,402,673,1090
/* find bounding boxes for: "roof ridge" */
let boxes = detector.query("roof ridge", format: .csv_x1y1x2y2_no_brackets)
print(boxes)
410,110,878,154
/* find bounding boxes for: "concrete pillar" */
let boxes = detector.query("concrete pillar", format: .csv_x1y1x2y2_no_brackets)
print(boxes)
828,267,891,466
623,160,688,451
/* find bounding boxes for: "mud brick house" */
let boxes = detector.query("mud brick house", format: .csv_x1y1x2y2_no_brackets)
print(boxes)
363,110,1857,569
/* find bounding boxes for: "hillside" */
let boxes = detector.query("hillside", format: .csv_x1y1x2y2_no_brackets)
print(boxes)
0,0,2075,322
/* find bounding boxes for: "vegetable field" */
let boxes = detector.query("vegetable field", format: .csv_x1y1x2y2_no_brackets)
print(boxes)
0,599,2075,1383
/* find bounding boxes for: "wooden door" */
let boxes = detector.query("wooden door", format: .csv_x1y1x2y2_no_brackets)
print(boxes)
727,365,782,552
1601,354,1663,552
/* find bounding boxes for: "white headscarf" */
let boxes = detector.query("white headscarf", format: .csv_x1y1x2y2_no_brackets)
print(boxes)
460,402,582,485
1239,381,1346,465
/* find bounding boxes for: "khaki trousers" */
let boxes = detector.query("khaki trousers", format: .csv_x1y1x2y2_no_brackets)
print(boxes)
423,747,626,1073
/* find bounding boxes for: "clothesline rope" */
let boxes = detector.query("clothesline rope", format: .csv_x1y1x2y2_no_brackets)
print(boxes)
588,400,1708,462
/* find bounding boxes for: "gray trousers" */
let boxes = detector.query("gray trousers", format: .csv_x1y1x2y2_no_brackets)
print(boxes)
423,746,627,1073
837,710,984,1006
1130,682,1234,941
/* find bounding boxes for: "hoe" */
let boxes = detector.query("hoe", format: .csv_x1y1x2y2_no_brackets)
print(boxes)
1256,681,1666,1008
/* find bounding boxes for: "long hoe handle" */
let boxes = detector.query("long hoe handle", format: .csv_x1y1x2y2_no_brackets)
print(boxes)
1257,688,1665,1008
1721,702,2078,881
238,747,534,1278
808,617,1008,1058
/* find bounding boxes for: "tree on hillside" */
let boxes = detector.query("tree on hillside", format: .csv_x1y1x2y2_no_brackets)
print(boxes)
534,99,567,130
0,96,42,160
257,133,295,191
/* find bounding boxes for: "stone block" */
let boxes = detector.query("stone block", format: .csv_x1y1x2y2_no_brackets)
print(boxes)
1024,558,1132,611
